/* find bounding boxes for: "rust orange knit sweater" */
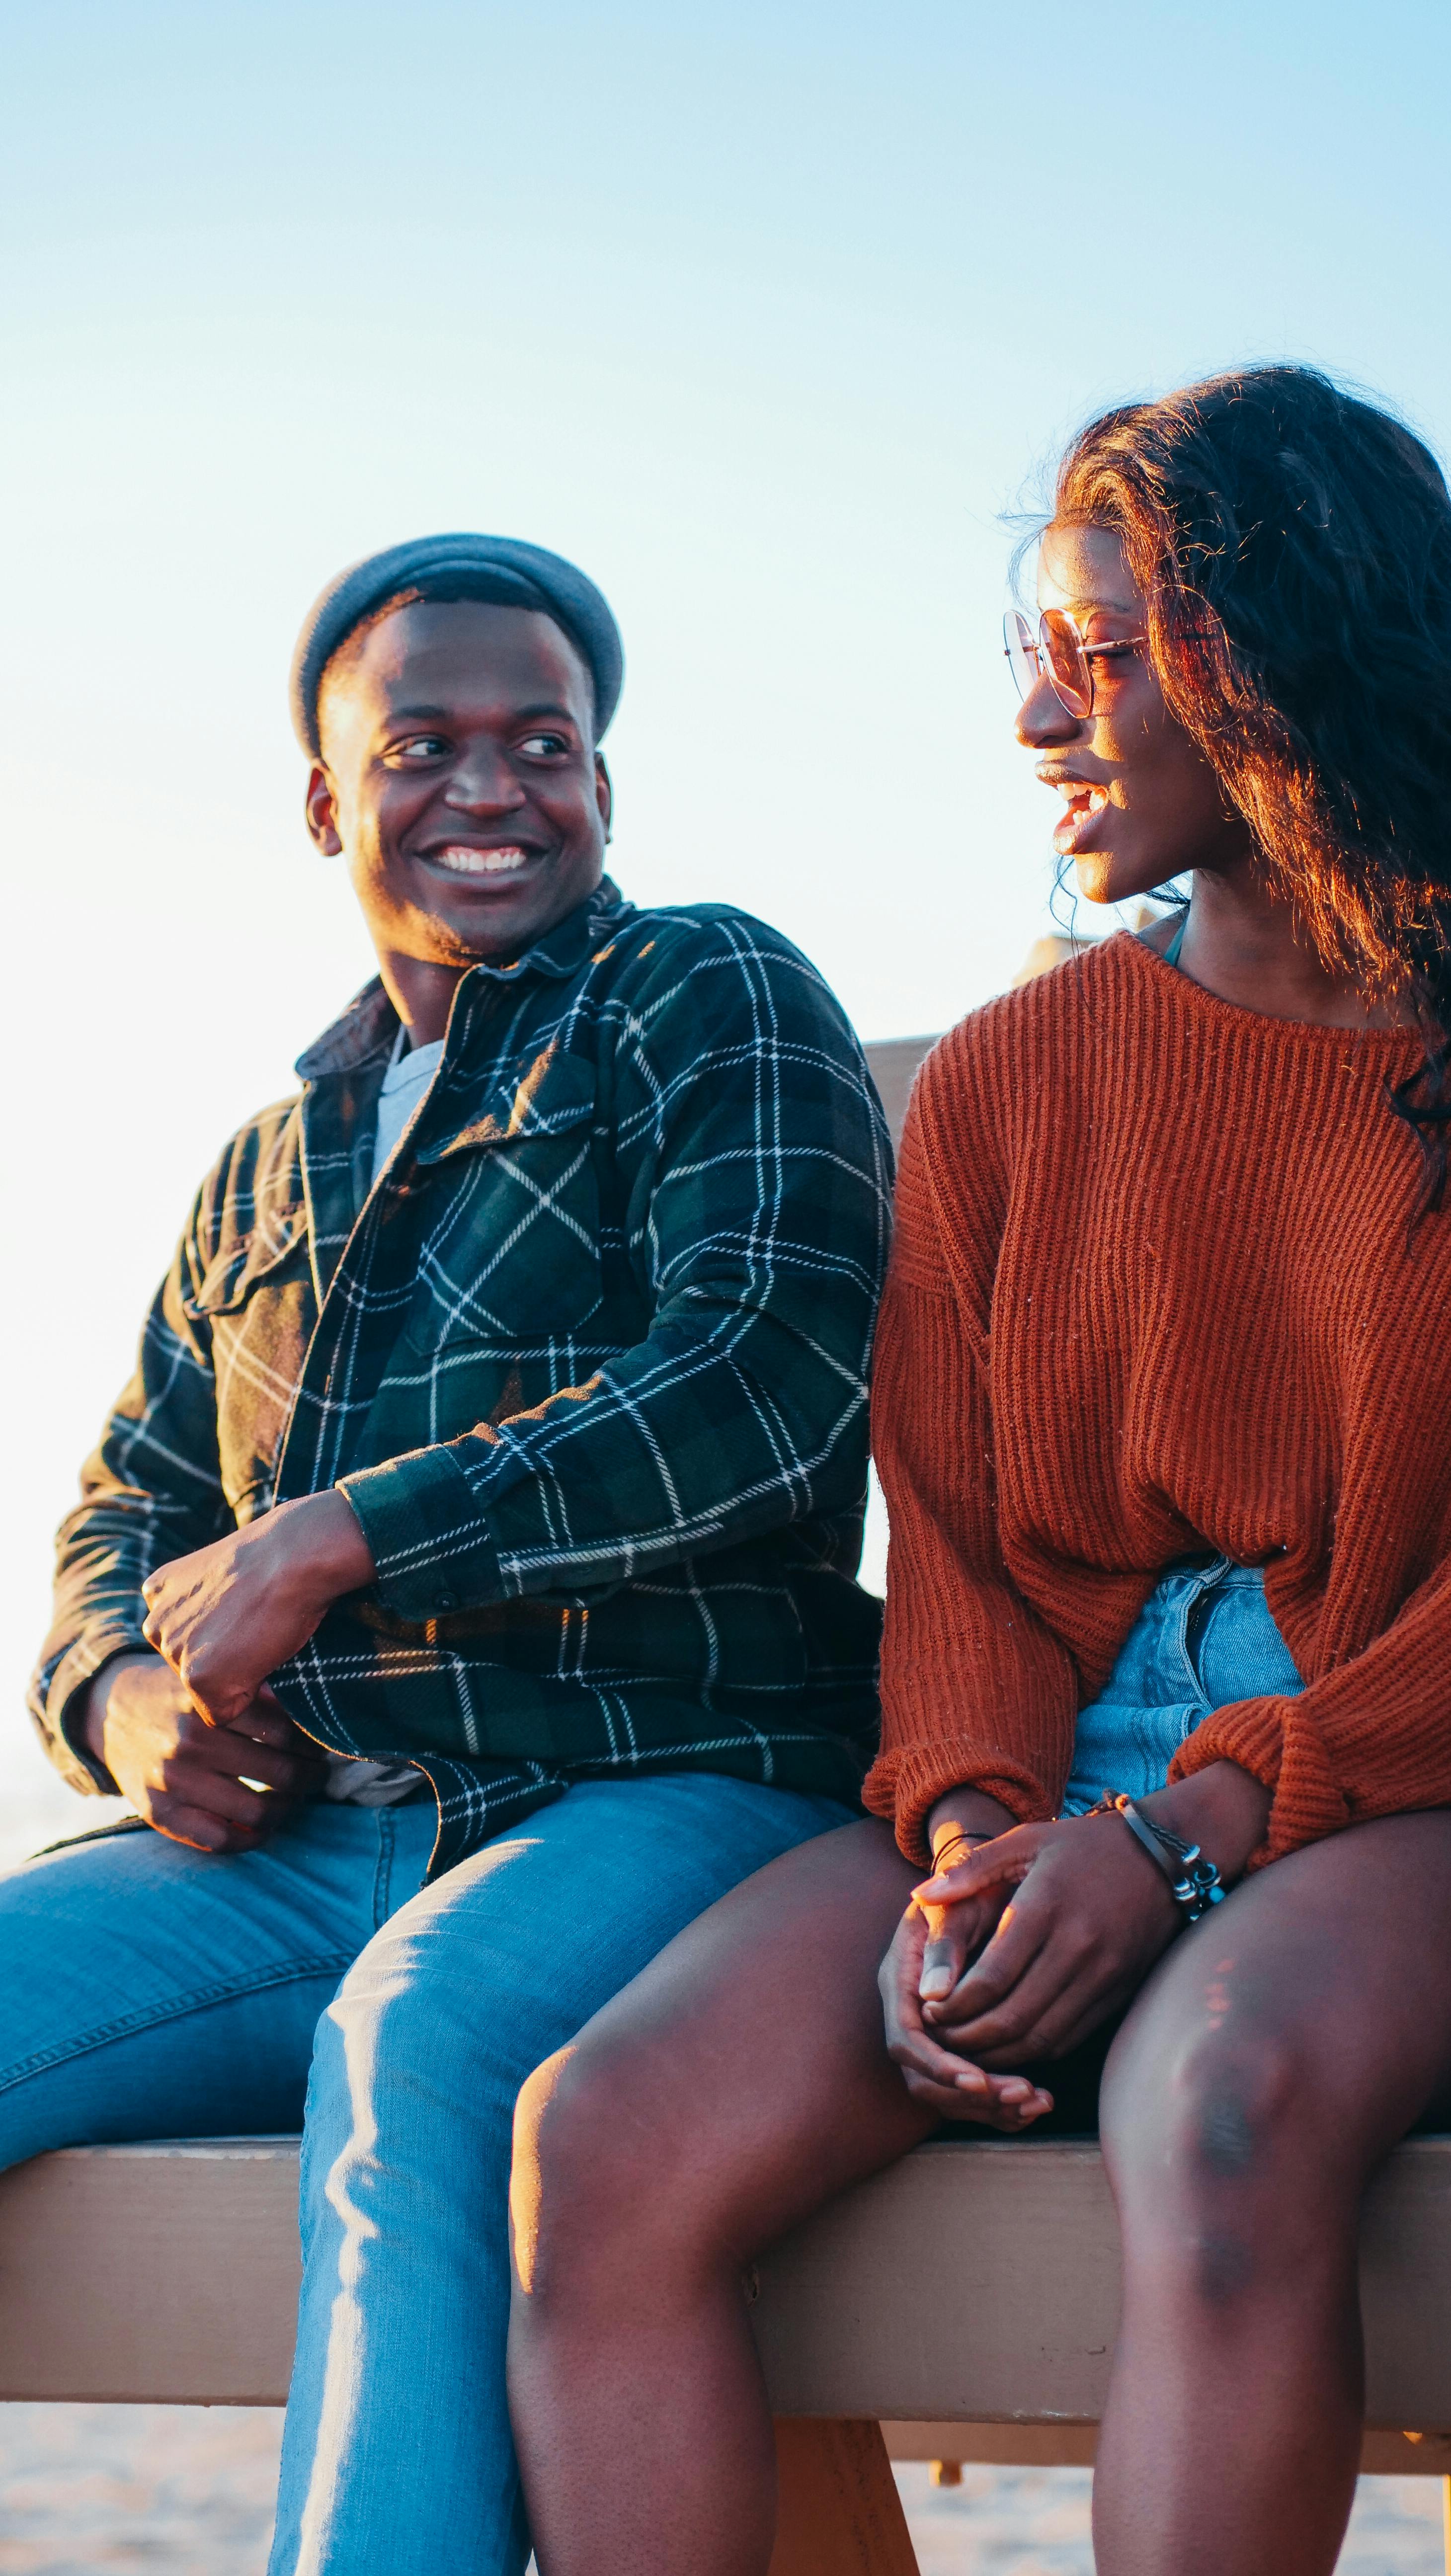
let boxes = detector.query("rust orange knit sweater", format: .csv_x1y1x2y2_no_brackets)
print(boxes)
865,931,1451,1868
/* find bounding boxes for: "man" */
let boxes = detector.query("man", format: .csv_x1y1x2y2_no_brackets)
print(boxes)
8,534,890,2574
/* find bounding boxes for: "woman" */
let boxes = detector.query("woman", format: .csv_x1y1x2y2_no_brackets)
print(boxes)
504,366,1451,2576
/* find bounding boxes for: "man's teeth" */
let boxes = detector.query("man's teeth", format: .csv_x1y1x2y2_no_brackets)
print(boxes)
435,845,530,875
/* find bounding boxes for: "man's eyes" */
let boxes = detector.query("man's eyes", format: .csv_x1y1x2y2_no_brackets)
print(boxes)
383,731,572,763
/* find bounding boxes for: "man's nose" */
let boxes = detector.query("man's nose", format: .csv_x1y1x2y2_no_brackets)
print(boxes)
442,743,527,812
1014,671,1086,751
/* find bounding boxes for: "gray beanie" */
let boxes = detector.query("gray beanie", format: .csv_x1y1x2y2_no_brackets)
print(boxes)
289,532,624,755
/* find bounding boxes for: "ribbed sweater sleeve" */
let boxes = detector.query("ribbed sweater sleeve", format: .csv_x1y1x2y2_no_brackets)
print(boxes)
863,1034,1082,1864
1172,1546,1451,1859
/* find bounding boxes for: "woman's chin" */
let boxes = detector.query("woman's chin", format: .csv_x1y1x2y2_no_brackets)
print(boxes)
1072,849,1168,910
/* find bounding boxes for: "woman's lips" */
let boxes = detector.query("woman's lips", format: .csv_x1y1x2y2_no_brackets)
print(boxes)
1048,782,1111,857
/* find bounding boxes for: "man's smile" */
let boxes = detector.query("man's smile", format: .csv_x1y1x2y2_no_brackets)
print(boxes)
419,841,542,879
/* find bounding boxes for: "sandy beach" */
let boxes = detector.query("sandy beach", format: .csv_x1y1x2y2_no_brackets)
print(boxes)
0,2407,1444,2574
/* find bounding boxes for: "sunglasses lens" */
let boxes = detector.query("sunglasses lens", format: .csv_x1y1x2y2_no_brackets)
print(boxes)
1003,611,1041,701
1039,611,1094,718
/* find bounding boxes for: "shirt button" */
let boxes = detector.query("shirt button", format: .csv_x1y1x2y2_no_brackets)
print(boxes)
435,1590,458,1612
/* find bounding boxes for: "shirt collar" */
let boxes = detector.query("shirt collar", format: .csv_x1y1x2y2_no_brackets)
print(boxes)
295,876,631,1081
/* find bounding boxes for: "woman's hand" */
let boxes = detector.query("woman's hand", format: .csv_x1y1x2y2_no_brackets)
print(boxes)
881,1899,1057,2128
913,1814,1181,2073
879,1787,1056,2130
141,1490,375,1727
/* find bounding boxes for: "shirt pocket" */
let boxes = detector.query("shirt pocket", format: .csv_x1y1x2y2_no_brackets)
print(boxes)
182,1205,312,1320
181,1207,315,1515
404,1047,604,1354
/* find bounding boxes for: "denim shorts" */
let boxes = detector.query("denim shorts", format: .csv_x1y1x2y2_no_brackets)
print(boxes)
943,1559,1307,2137
1061,1556,1305,1818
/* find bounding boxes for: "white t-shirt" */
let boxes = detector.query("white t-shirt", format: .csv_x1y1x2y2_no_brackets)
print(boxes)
370,1030,446,1188
324,1027,447,1808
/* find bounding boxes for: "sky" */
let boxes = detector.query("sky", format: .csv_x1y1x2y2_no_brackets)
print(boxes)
4,0,1450,1855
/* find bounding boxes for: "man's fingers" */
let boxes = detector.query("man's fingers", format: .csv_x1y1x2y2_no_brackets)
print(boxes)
227,1689,307,1749
147,1802,265,1856
152,1758,291,1832
199,1730,318,1794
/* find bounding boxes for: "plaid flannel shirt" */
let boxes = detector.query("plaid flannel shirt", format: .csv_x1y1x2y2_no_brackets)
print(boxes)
31,881,891,1875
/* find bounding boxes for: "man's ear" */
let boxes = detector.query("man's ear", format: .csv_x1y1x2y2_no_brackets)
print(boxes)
305,763,344,857
595,753,613,846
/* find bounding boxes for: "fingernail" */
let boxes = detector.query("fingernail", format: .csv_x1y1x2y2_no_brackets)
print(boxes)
919,1973,953,2000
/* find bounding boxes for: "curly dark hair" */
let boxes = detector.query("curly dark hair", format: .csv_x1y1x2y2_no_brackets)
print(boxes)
1054,364,1451,1207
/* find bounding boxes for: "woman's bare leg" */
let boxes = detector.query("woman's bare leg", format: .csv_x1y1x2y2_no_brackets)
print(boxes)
1095,1809,1451,2576
508,1820,930,2576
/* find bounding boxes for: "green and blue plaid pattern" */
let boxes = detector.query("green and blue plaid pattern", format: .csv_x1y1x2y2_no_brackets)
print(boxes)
32,882,890,1874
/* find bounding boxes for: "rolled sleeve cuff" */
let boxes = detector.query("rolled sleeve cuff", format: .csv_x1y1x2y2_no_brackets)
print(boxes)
44,1629,148,1796
339,1446,505,1621
862,1741,1057,1868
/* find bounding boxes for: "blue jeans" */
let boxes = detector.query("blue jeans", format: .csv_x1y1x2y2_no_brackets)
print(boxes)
0,1775,851,2573
1062,1556,1306,1814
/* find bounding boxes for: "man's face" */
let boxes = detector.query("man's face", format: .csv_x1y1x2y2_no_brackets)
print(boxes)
307,600,612,966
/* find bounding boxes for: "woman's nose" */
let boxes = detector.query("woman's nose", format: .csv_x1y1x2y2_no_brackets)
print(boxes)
1014,672,1086,750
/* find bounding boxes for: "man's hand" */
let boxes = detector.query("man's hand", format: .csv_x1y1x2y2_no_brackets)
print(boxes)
81,1653,326,1853
140,1490,375,1728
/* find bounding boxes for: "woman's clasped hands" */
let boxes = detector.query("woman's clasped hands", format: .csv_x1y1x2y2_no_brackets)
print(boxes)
879,1804,1184,2130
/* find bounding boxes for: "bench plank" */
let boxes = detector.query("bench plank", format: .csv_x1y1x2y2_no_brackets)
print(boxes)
6,2134,1451,2446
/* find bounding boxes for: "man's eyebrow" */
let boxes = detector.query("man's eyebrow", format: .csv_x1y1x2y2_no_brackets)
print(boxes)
379,701,582,726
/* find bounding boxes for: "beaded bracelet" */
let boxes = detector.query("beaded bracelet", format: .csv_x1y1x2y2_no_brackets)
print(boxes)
1089,1792,1225,1923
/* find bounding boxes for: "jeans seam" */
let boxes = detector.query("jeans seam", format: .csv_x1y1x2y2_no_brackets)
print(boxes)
373,1811,394,1929
0,1949,357,2093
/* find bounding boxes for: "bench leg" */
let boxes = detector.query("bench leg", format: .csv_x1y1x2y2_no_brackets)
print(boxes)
769,2420,920,2576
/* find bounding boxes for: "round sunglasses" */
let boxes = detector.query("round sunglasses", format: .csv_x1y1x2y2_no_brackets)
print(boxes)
1003,608,1147,721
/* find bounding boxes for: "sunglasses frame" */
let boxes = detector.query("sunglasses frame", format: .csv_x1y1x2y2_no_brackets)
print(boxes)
1003,608,1149,721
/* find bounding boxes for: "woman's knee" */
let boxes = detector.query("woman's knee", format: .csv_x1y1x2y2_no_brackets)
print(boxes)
511,2035,715,2317
1100,2016,1347,2306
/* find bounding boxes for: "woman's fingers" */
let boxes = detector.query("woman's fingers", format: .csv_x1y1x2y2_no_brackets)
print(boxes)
889,2019,1054,2127
918,1893,1004,2002
912,1822,1049,1908
943,1937,1138,2066
923,1882,1054,2032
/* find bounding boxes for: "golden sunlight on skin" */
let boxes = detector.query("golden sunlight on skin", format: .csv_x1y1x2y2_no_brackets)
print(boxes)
508,2058,567,2299
1019,524,1403,1033
1205,1953,1237,2033
1023,523,1251,911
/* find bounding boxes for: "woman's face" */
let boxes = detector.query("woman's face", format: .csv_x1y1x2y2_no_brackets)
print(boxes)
1019,523,1251,906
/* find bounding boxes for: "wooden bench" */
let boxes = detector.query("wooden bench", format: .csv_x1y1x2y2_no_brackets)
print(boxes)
4,2134,1451,2573
7,1033,1448,2571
